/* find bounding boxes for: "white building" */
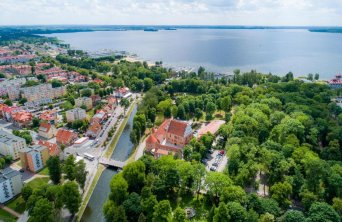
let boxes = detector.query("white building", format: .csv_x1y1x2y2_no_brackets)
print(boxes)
20,84,66,103
0,130,27,160
75,97,93,110
0,168,23,203
0,78,27,100
65,108,86,122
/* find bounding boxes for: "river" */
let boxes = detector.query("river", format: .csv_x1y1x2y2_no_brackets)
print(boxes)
45,29,342,79
81,105,137,222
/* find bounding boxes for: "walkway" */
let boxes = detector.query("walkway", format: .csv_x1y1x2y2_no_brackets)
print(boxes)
99,157,126,168
0,204,21,218
135,137,146,161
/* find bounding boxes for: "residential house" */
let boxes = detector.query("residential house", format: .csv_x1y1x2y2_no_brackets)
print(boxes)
37,140,61,157
0,130,27,160
20,145,49,172
2,106,22,121
329,74,342,89
86,121,102,138
115,87,132,98
0,54,36,64
75,97,93,110
90,95,101,105
56,129,78,146
0,104,8,118
146,119,193,158
21,84,66,104
38,122,57,139
11,110,33,128
65,108,87,122
39,109,58,124
0,168,23,203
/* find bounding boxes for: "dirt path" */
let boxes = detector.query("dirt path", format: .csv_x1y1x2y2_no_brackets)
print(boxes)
0,204,21,218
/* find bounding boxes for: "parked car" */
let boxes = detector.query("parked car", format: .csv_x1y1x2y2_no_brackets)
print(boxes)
208,149,214,154
212,162,219,167
219,150,225,155
19,169,24,173
210,166,217,171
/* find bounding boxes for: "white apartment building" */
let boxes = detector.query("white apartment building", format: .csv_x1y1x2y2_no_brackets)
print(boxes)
75,97,93,110
0,78,27,100
65,108,86,122
0,130,27,160
0,168,23,203
20,84,66,103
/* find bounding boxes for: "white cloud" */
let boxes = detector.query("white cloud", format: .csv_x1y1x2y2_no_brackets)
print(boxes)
0,0,341,25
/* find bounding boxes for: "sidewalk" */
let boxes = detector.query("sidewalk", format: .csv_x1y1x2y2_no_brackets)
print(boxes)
0,204,21,218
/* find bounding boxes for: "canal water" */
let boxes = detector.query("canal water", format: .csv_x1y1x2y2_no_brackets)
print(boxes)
81,105,138,222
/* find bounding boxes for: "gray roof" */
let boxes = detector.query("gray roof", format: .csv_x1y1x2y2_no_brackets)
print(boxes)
0,167,20,183
21,144,46,154
0,130,26,145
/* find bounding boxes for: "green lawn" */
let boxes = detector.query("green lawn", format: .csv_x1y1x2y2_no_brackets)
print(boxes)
6,196,26,214
26,177,50,190
38,167,49,176
0,208,17,222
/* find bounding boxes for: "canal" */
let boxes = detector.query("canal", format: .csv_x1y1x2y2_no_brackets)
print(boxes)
81,105,138,222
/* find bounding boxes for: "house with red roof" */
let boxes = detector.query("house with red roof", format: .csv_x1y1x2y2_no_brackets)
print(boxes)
11,110,33,128
2,106,22,121
0,104,8,118
146,119,193,158
38,122,57,139
85,121,102,138
39,109,58,124
56,129,78,146
37,140,61,157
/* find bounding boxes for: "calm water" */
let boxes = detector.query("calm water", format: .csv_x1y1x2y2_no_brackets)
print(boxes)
81,106,137,222
46,29,342,79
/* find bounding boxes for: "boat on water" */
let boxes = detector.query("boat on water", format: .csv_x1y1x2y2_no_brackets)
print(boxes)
165,27,177,30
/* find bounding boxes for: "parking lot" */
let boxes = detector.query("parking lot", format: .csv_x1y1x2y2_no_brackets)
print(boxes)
204,150,228,172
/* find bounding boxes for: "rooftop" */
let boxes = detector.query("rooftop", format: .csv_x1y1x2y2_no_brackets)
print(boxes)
0,167,20,183
0,130,26,145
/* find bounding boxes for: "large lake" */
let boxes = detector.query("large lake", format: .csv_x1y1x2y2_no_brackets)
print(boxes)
46,29,342,79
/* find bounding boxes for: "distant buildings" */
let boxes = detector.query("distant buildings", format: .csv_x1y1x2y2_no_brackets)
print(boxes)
0,54,37,64
38,122,57,139
86,121,102,138
146,119,193,158
56,129,78,146
0,130,27,160
75,97,93,110
329,74,342,89
0,168,23,203
37,140,61,157
0,78,26,99
65,108,87,122
20,145,49,173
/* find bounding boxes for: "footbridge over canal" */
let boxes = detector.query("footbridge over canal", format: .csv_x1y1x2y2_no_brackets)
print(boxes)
99,157,126,169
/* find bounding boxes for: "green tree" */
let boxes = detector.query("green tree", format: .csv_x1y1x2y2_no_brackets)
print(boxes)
282,210,306,222
75,159,87,191
28,198,54,222
46,156,62,184
109,174,128,205
270,181,292,208
103,201,128,222
120,98,130,114
21,186,33,201
122,160,146,192
213,202,229,222
51,79,63,88
227,202,248,222
63,155,76,181
173,207,188,222
153,200,172,222
307,202,340,222
143,77,154,91
62,181,81,217
123,192,142,221
4,99,12,106
205,172,232,202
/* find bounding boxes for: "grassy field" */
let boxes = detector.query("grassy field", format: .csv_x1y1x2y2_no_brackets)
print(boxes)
0,209,16,222
77,164,105,222
38,167,49,176
104,102,136,158
26,177,50,190
6,196,26,214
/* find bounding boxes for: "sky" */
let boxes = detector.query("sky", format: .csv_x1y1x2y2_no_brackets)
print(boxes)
1,0,342,26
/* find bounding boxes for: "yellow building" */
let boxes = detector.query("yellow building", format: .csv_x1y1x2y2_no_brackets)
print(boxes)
20,145,49,173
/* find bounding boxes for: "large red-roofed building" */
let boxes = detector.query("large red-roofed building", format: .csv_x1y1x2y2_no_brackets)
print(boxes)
146,119,193,158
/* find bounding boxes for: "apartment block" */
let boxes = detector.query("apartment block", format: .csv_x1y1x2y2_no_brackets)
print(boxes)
0,130,27,160
20,145,49,173
75,97,93,110
66,108,86,122
20,84,66,103
0,168,23,203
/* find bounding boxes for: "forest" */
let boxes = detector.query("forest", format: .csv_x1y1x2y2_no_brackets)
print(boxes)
103,67,342,222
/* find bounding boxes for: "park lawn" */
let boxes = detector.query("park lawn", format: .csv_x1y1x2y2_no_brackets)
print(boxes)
38,167,49,176
0,208,16,222
26,177,50,190
6,195,26,214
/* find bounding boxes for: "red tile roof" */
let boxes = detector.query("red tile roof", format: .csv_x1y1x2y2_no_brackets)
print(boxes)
39,110,57,121
87,121,102,134
167,119,188,137
11,110,32,123
37,140,61,156
146,134,158,144
56,129,77,145
39,122,51,133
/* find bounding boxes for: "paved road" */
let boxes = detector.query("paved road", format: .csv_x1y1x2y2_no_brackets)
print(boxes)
135,137,146,161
